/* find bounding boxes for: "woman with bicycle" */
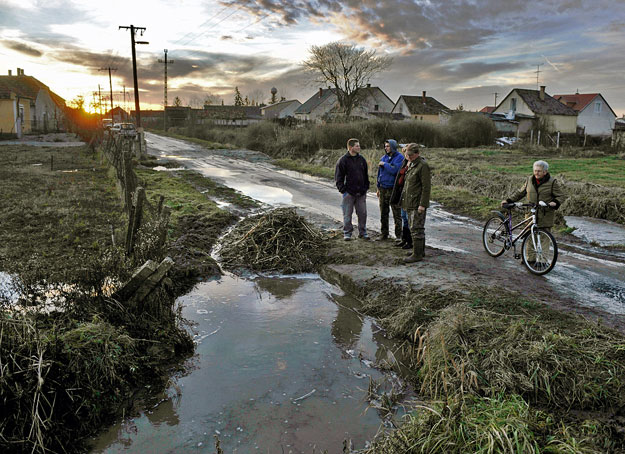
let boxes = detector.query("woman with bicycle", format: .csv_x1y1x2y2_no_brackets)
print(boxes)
501,160,564,266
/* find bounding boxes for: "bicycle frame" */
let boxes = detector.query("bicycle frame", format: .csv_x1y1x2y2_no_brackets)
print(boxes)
501,205,541,257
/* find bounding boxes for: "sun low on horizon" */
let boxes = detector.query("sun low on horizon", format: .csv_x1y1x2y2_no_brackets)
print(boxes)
1,0,624,116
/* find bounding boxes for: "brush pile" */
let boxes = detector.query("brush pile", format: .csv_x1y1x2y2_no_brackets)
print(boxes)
219,208,327,273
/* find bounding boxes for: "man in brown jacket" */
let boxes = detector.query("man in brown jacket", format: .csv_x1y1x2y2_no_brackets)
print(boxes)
400,143,431,263
502,160,564,263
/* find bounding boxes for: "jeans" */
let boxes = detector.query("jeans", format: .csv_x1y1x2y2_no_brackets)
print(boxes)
401,209,409,229
341,192,367,237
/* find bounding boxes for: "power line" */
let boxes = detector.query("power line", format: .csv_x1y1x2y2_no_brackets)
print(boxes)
172,4,232,45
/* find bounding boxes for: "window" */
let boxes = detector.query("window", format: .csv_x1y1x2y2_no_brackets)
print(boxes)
374,104,379,111
510,98,517,112
594,102,602,113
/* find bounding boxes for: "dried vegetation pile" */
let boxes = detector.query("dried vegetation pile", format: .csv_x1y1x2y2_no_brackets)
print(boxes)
219,208,327,273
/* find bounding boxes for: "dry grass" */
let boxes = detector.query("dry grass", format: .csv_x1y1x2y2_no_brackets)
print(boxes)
360,284,625,412
360,394,619,454
219,207,328,273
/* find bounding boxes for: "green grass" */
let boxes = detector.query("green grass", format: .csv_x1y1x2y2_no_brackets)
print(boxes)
0,145,125,280
272,158,335,180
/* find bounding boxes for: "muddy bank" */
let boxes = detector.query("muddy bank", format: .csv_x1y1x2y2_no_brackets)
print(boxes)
0,146,256,453
313,232,625,452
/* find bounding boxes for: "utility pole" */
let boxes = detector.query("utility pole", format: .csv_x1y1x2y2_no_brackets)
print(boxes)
119,25,148,127
158,49,175,130
535,64,543,90
98,84,103,119
100,66,117,124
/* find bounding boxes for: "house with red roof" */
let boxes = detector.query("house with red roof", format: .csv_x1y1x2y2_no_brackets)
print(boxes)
552,92,616,137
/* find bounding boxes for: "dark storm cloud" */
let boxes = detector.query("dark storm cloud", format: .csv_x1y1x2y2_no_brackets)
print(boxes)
2,39,43,57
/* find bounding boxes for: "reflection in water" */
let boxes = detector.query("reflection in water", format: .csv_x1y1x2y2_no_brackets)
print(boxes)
90,274,405,454
254,277,305,300
331,293,364,349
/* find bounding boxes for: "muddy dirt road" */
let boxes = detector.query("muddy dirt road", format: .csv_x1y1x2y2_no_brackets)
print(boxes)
146,133,625,329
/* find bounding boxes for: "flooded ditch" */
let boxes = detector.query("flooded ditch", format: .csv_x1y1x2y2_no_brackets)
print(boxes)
90,273,408,453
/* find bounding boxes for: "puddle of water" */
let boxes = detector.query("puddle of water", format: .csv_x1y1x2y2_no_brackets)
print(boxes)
153,166,186,171
90,274,399,453
565,216,625,247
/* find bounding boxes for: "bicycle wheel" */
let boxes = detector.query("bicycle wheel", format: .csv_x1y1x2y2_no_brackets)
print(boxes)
482,217,507,257
521,228,558,275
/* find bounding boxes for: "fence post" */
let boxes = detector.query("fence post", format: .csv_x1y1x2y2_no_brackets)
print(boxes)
537,130,541,146
556,131,560,149
125,186,145,255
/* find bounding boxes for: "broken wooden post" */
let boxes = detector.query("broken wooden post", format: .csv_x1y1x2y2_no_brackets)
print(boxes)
132,257,174,304
113,259,157,301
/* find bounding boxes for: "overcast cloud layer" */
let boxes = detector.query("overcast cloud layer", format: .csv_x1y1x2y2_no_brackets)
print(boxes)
1,0,624,114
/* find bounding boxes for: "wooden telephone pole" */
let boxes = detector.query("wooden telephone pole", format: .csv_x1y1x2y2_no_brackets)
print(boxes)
119,25,148,127
158,49,174,130
99,67,117,124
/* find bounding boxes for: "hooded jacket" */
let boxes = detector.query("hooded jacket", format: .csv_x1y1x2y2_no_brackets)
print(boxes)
376,139,404,189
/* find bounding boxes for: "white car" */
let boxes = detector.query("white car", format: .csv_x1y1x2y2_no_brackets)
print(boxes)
111,123,136,138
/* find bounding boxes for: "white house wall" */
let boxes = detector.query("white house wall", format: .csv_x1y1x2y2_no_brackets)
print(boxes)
578,96,615,137
391,98,410,118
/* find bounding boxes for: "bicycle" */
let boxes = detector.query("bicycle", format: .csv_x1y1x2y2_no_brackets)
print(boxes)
482,201,558,275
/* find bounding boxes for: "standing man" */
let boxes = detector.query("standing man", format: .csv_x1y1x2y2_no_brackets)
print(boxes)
400,143,431,263
335,138,370,241
375,139,404,241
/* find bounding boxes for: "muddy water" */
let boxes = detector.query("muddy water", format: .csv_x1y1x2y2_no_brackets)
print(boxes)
90,274,403,453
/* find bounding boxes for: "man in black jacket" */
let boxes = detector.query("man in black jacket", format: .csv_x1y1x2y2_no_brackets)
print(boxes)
335,138,370,241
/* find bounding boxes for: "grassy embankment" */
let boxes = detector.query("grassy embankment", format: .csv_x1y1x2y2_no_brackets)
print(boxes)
355,282,625,453
0,145,256,453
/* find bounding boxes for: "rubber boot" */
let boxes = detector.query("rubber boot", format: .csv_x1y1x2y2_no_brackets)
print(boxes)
395,226,410,248
403,238,424,263
401,227,413,250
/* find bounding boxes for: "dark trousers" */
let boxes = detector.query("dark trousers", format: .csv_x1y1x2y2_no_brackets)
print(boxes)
407,208,427,241
379,187,402,238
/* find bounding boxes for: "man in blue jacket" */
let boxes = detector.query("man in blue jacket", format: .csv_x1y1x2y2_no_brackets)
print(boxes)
375,139,404,240
335,138,370,241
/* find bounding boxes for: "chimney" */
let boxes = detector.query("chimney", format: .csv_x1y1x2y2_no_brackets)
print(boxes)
539,85,545,101
319,88,323,98
422,91,427,103
8,70,12,76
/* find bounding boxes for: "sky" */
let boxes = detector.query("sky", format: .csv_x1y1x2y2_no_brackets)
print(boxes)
1,0,624,116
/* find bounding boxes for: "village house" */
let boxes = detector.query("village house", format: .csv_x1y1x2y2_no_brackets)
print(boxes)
105,106,130,124
0,68,66,137
0,87,32,138
492,86,577,135
552,92,616,137
260,99,301,119
391,92,451,124
294,85,394,122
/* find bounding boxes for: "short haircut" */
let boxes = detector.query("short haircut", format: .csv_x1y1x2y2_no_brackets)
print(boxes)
347,138,359,149
404,143,420,155
533,160,549,171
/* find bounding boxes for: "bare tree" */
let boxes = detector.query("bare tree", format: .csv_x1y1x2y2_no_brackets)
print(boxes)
303,42,392,117
203,93,220,107
248,88,266,106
